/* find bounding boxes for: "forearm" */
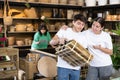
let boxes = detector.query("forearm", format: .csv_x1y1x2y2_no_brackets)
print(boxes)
49,35,59,46
99,47,113,55
50,39,59,46
93,45,113,55
34,41,40,44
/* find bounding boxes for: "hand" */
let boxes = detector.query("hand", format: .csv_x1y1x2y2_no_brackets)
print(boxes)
60,25,68,30
93,45,101,49
50,39,59,45
35,41,40,44
59,38,66,44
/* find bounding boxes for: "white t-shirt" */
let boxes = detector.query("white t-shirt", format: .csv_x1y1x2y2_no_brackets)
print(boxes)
83,29,113,67
56,28,87,70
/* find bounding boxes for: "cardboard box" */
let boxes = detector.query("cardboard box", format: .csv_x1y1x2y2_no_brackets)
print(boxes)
19,58,38,79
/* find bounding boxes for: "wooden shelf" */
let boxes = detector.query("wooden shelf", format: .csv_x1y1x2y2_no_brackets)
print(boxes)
8,45,31,48
8,31,36,34
13,17,39,20
0,0,82,9
82,4,120,9
0,17,39,20
105,20,120,22
49,30,57,33
48,18,66,20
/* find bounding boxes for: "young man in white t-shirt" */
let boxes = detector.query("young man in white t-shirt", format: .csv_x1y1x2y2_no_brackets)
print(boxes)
50,14,87,80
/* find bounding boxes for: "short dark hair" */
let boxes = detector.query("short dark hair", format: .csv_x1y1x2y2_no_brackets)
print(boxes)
73,14,87,24
94,17,105,27
38,23,48,35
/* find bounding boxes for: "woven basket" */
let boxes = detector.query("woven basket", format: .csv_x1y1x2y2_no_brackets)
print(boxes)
106,15,112,21
15,24,26,32
38,56,57,77
8,37,15,46
24,7,37,18
111,15,118,21
9,9,26,18
26,24,34,31
27,0,37,2
49,25,55,31
16,40,24,46
50,0,58,4
59,0,67,4
16,0,27,2
77,0,84,6
68,0,76,5
41,8,52,18
118,15,120,20
4,16,13,26
67,10,73,19
0,10,3,17
3,0,13,26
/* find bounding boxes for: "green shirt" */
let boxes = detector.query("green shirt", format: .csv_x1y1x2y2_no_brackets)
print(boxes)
31,32,51,49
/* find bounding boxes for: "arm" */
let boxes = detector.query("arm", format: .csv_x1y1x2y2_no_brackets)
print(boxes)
33,32,41,44
50,29,67,48
93,45,113,55
49,35,59,48
47,32,52,43
93,33,113,55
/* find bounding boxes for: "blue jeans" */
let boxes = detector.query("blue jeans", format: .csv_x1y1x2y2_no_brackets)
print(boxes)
86,65,113,80
57,67,80,80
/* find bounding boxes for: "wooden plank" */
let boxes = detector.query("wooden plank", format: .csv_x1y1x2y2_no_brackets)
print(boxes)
0,70,17,78
0,48,19,56
0,61,15,68
30,49,57,58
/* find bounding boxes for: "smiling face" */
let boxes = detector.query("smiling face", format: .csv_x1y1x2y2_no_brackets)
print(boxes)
91,21,103,34
72,20,85,32
72,14,87,32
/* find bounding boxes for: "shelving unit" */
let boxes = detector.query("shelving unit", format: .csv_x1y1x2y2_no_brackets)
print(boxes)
0,0,82,49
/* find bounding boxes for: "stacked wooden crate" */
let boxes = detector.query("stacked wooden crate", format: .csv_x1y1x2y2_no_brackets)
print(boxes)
19,53,40,79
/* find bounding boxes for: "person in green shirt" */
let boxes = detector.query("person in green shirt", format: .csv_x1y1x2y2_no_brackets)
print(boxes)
31,23,51,50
